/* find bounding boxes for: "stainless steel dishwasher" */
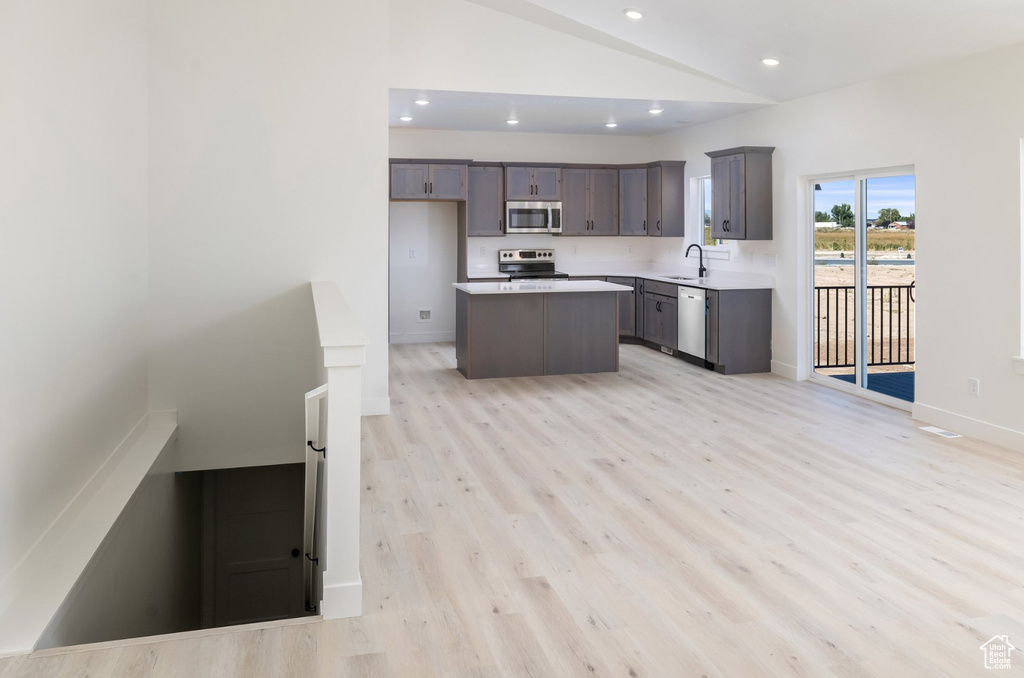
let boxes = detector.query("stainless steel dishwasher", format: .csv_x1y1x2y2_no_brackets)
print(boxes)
677,286,706,360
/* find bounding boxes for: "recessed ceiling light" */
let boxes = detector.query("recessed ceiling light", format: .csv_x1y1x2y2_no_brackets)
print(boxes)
399,116,412,122
414,99,430,106
605,122,618,128
506,119,520,125
623,8,643,20
762,57,780,66
648,108,664,115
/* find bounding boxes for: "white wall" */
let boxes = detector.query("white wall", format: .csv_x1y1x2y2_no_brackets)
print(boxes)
389,202,459,343
36,441,202,649
0,0,149,595
148,0,391,472
390,0,766,104
651,42,1024,447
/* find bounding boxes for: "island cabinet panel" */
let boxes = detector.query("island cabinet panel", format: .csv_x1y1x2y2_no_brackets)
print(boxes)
606,276,635,336
647,162,686,237
707,147,773,240
467,166,505,236
619,168,648,236
457,292,545,379
544,293,619,375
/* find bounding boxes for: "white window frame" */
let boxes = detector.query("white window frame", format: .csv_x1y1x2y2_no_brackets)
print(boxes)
690,175,729,254
805,165,916,410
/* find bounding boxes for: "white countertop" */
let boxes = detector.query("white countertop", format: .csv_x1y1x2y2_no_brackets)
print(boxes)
465,267,773,291
453,280,633,295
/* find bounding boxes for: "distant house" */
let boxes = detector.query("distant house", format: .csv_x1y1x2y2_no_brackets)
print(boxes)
815,220,839,228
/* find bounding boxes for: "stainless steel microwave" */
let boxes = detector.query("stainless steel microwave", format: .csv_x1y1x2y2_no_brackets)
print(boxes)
505,201,562,234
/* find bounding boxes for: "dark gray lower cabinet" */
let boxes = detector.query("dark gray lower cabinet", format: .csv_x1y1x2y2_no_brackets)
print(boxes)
606,276,635,336
705,288,772,374
635,278,645,340
643,293,676,350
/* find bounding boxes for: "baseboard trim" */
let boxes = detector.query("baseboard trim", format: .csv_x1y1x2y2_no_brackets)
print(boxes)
389,332,456,344
0,411,178,655
321,578,362,620
362,397,390,417
912,403,1024,453
771,360,798,381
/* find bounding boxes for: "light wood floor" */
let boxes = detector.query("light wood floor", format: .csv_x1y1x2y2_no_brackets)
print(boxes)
4,342,1023,677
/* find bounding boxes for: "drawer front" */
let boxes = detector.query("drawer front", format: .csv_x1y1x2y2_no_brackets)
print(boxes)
642,279,679,298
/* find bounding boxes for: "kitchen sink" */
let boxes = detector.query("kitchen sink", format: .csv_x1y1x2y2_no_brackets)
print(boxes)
659,275,696,281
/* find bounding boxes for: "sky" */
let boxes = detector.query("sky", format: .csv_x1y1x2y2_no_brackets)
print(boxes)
814,175,916,220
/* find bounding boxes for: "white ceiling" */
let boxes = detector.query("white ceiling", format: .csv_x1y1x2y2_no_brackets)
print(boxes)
477,0,1024,101
389,89,766,136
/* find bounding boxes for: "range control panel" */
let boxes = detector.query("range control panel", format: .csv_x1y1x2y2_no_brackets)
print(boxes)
499,249,555,261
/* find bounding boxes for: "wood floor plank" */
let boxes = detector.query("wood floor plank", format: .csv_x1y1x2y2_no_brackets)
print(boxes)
3,342,1022,677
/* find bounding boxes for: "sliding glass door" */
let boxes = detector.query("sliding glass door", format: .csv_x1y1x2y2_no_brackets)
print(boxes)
812,172,916,403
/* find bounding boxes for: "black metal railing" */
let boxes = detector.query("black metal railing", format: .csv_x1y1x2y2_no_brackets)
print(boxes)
814,284,915,369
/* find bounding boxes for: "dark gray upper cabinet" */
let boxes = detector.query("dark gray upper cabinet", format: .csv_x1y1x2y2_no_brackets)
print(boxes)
706,147,773,240
429,165,468,200
647,162,686,237
390,163,431,199
390,163,467,201
466,166,505,237
588,169,618,235
619,169,648,236
505,166,562,200
561,169,589,235
561,169,618,236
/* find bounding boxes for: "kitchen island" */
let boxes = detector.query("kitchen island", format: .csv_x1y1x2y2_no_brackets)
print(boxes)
453,280,633,379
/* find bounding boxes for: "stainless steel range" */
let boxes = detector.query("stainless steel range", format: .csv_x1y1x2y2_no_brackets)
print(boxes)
498,249,569,280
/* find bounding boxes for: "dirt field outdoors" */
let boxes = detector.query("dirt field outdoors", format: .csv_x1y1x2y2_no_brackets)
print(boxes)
813,234,916,376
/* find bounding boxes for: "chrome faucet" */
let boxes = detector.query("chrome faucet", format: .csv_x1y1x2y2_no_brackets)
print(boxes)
686,243,707,278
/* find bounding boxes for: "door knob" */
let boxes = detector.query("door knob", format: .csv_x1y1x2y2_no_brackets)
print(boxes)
291,548,300,558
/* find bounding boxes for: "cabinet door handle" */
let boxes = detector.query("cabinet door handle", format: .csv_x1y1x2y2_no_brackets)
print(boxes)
657,220,661,231
424,182,428,194
643,220,647,231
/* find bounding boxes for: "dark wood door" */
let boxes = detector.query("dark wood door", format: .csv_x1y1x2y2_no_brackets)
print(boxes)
727,154,747,239
208,464,305,627
607,276,635,336
561,169,589,235
429,165,467,200
619,168,647,236
706,290,720,364
390,164,430,200
644,294,662,345
588,169,619,235
711,156,732,240
533,167,562,200
505,166,534,200
647,166,662,236
635,278,645,340
467,167,505,236
661,296,678,349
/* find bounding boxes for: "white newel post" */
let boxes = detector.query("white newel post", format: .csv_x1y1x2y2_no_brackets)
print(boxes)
310,282,367,619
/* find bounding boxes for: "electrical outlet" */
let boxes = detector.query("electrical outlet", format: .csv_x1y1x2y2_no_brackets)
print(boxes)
573,246,578,255
969,378,980,396
409,248,416,259
479,247,485,255
628,246,632,254
418,309,431,322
